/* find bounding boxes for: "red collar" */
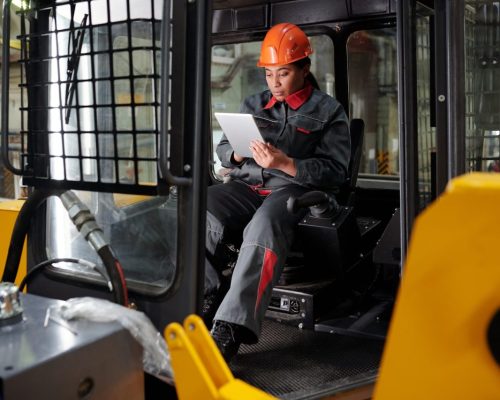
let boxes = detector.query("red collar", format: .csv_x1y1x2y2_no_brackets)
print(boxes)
263,82,313,111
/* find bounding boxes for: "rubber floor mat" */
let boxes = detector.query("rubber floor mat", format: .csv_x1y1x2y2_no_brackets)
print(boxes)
230,319,384,399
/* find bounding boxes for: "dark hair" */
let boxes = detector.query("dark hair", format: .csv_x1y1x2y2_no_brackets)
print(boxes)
293,57,320,90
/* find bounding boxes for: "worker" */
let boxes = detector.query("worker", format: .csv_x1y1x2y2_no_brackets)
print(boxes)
204,23,351,362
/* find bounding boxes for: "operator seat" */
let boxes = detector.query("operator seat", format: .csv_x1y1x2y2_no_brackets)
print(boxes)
338,118,365,206
267,119,367,328
277,118,365,284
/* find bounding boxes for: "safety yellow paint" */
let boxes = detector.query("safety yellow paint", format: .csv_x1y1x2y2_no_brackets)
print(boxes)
374,173,500,399
218,379,277,400
0,38,23,50
113,193,152,208
165,314,276,400
0,200,26,287
166,321,220,399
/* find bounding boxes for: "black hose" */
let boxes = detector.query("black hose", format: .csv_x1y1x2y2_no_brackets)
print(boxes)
18,257,112,293
58,190,128,306
2,189,54,282
97,245,128,306
2,189,128,306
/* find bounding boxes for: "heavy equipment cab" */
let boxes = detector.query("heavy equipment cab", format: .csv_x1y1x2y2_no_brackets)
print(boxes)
1,0,499,398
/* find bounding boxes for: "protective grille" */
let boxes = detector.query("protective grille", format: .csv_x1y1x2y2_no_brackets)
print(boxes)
3,0,170,195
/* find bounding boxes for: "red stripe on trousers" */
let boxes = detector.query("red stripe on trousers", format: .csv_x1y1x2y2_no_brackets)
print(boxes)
255,248,278,315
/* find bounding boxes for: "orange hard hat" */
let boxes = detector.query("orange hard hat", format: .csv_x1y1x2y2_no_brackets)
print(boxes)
257,23,313,67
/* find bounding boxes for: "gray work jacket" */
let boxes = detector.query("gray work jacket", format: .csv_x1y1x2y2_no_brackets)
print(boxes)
216,86,351,191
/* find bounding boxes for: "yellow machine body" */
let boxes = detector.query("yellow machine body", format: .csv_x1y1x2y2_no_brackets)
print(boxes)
374,173,500,399
0,199,26,286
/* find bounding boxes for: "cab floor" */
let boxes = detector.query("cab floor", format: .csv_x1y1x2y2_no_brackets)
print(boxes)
230,319,384,399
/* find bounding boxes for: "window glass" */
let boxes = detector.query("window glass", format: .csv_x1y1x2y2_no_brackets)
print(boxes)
348,29,399,177
210,35,335,178
464,1,500,172
48,26,159,185
45,3,176,295
46,190,177,294
347,25,434,207
416,16,434,206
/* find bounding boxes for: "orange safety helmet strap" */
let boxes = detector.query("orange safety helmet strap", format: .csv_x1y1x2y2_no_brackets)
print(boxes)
257,23,313,67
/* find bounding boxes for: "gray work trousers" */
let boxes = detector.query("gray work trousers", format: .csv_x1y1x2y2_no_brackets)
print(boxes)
205,180,309,342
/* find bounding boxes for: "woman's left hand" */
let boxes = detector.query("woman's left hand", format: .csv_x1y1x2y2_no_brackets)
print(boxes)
250,140,297,177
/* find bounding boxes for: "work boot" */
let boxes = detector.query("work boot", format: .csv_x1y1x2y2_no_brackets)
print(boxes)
202,291,220,330
202,278,230,329
210,320,242,363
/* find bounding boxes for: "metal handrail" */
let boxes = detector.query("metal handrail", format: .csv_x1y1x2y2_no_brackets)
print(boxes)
158,0,191,186
1,0,22,175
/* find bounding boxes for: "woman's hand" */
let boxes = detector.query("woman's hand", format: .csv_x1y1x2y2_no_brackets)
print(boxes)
250,140,297,177
232,153,245,163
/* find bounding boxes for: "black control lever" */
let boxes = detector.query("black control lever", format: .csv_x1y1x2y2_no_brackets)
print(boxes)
287,191,341,218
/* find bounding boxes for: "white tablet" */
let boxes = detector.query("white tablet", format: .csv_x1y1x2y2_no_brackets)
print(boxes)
214,112,264,158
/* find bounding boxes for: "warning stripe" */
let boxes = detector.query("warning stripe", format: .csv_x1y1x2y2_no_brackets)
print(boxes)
377,150,390,175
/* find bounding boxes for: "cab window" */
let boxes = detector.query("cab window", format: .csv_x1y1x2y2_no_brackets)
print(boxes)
465,4,500,172
348,20,434,207
44,2,176,295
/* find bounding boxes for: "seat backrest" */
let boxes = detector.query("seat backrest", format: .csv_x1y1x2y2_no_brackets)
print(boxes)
338,118,364,206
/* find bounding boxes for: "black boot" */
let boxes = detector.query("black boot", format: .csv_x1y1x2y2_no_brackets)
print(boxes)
210,320,242,363
202,291,220,330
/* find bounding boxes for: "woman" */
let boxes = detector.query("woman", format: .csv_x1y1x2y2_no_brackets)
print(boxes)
205,23,351,362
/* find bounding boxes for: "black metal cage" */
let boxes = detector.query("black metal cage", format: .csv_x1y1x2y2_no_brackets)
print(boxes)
2,0,173,195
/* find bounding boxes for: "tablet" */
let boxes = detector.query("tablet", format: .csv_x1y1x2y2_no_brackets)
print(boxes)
214,112,264,158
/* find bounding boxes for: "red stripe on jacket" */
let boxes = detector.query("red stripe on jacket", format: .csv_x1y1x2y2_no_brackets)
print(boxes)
296,127,311,134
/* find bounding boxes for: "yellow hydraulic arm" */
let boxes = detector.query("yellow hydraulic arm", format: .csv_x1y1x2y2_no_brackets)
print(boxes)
165,315,276,400
374,173,500,399
0,200,26,286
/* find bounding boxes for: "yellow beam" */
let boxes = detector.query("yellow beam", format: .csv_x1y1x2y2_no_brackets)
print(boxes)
165,315,276,400
0,200,26,287
374,173,500,399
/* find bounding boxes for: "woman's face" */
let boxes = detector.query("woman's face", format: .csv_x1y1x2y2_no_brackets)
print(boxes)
265,63,309,102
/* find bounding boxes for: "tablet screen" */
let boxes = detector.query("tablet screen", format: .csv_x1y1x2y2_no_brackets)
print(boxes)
214,113,264,158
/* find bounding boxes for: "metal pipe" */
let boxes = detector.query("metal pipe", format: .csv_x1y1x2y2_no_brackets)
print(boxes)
446,0,466,178
397,0,419,267
158,0,192,187
434,0,450,196
1,0,22,175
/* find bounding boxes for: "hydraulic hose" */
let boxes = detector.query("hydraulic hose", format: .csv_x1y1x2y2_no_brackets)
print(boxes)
18,257,113,293
2,189,128,306
2,189,53,282
58,191,128,306
96,245,128,307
